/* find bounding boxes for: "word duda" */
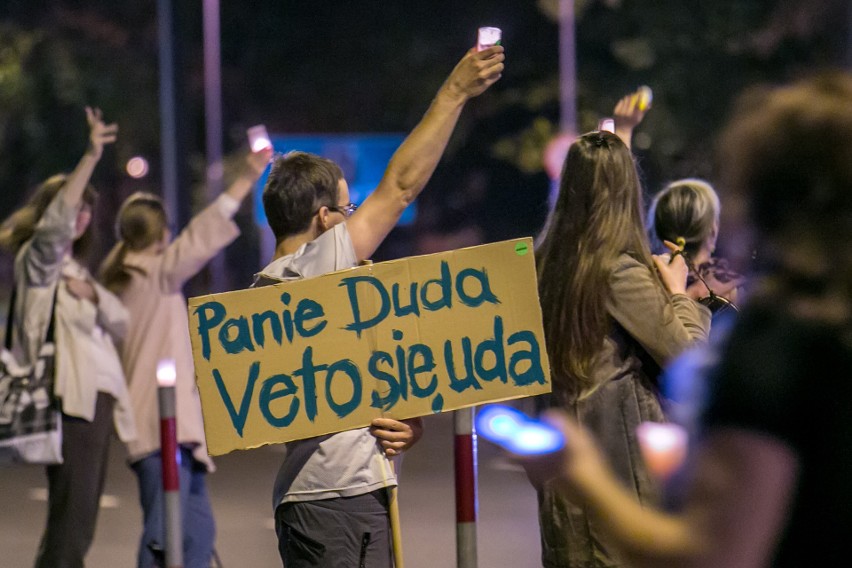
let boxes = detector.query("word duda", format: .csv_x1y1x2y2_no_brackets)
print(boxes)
195,261,499,358
192,261,546,438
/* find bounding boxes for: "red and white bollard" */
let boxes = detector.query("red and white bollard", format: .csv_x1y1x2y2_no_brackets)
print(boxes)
157,359,183,568
454,407,478,568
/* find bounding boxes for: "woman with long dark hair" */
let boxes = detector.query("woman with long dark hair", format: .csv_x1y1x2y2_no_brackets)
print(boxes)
0,108,135,566
522,71,852,568
534,130,711,567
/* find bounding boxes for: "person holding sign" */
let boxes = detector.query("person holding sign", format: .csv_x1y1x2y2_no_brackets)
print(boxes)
254,45,504,567
534,130,711,567
98,147,272,568
0,108,135,567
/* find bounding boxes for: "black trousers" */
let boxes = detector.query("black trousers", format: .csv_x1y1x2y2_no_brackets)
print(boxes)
35,392,114,568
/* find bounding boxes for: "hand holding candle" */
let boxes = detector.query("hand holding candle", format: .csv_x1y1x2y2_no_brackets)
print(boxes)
477,27,502,51
636,421,688,481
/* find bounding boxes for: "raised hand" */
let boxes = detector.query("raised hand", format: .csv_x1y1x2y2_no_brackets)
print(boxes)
443,45,505,102
244,145,274,179
613,88,651,149
85,106,118,161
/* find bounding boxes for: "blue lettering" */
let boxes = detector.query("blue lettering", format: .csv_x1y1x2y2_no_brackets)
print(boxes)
212,362,260,438
456,267,500,308
391,282,420,317
474,316,507,383
408,344,438,398
195,301,226,361
259,373,300,428
295,299,327,337
369,351,399,411
251,311,282,348
325,360,362,418
341,276,391,337
445,337,481,393
420,261,452,312
292,347,324,422
508,331,546,386
218,316,255,355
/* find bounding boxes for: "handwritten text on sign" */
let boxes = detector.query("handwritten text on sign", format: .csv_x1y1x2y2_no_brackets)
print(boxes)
188,238,551,456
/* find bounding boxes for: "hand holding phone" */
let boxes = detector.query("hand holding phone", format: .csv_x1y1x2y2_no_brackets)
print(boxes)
247,124,272,153
476,405,564,455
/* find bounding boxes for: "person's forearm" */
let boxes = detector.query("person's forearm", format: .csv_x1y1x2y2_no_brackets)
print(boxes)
379,85,469,202
567,467,698,564
615,127,633,150
224,172,256,203
62,151,100,207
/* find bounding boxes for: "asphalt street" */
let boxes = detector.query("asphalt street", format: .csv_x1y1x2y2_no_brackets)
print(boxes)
0,411,541,567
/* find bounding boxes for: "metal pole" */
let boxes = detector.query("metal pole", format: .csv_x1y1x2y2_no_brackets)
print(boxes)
454,407,477,568
157,0,179,227
157,360,183,568
203,0,226,292
558,0,577,134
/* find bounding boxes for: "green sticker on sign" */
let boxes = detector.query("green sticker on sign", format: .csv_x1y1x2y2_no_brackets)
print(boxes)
515,242,529,256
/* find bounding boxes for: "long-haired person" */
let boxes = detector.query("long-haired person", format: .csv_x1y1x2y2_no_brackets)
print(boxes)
99,148,271,568
0,108,134,566
524,72,852,568
648,179,746,313
534,130,711,567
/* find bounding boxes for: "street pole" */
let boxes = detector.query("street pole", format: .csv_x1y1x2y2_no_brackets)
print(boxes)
203,0,227,292
559,0,577,134
157,359,182,568
157,0,179,227
454,407,478,568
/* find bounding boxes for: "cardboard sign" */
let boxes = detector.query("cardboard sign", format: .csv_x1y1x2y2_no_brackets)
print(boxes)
188,238,551,456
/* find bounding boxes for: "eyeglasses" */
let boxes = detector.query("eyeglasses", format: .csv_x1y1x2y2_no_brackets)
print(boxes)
328,202,358,217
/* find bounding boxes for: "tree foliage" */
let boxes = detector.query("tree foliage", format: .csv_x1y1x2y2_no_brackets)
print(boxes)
0,0,848,262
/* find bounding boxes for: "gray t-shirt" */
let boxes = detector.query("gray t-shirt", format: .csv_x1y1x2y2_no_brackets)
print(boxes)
255,224,398,508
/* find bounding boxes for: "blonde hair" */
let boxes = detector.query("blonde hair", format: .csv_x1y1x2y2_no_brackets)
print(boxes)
648,178,720,257
99,192,168,294
0,174,97,256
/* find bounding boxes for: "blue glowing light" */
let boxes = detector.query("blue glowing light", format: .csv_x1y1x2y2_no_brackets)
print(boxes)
476,405,565,456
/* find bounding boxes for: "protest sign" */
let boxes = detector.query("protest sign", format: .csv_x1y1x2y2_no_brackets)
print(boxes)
188,237,551,456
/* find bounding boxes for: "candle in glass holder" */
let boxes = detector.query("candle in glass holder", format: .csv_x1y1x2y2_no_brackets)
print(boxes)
477,27,502,51
636,421,688,480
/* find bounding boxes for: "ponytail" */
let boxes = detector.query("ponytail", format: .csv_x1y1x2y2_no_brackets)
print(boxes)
97,192,168,294
99,241,134,294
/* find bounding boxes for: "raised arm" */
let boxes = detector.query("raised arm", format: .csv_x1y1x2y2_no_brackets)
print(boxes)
521,412,798,568
16,108,116,286
63,107,118,209
345,46,505,261
613,88,650,151
160,148,271,290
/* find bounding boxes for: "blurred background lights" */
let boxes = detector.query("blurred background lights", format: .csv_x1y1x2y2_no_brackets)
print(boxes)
126,156,149,178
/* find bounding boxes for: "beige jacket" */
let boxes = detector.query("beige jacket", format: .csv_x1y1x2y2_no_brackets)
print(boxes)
11,191,135,440
117,196,239,470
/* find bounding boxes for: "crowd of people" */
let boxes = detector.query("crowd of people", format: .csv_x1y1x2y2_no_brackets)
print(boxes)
1,34,849,568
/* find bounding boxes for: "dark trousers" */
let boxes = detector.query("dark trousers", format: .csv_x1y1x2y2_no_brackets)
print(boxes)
34,393,114,568
275,490,391,568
